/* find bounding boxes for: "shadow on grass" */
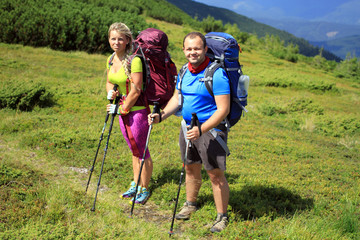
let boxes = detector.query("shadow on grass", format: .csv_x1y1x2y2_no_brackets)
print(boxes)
230,185,314,220
150,167,183,190
152,167,314,221
151,167,211,191
199,183,314,220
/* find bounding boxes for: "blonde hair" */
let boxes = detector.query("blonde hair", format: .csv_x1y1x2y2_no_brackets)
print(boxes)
108,22,133,79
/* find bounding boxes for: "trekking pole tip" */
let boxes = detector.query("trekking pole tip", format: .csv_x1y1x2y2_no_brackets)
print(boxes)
168,231,174,237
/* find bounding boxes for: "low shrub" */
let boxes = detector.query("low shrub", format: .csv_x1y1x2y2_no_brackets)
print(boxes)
0,82,54,111
315,115,360,138
259,97,324,116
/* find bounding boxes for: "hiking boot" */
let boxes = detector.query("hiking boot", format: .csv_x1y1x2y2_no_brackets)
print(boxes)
120,181,137,199
210,214,228,233
175,202,197,220
135,187,151,204
129,187,151,205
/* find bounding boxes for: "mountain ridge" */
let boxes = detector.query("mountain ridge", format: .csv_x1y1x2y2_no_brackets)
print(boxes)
254,17,360,41
167,0,344,61
310,35,360,59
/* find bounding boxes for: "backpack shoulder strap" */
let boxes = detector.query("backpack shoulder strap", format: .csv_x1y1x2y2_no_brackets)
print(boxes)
177,63,188,90
108,52,116,69
201,61,232,131
177,63,188,109
200,62,222,98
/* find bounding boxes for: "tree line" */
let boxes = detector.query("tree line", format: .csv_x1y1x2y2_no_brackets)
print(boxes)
0,0,358,80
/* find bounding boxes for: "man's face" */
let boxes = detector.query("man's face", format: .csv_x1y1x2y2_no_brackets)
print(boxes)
183,36,208,68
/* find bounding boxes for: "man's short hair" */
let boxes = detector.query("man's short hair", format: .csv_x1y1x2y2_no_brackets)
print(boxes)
183,32,207,48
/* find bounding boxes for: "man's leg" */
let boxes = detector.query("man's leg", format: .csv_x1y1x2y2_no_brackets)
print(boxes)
185,163,202,202
207,168,229,233
175,163,202,220
207,168,229,214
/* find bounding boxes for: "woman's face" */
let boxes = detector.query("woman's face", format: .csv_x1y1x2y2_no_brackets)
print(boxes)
108,30,129,54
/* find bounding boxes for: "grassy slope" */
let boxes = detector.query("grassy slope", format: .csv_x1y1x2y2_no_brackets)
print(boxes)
0,19,359,239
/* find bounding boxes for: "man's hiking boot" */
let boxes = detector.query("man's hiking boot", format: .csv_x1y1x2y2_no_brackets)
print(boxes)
120,181,138,199
175,201,197,220
129,187,151,205
210,214,228,233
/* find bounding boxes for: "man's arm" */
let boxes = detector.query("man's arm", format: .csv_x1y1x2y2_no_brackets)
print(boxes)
148,89,181,124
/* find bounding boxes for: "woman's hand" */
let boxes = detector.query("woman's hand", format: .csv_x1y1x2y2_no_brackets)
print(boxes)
107,89,120,101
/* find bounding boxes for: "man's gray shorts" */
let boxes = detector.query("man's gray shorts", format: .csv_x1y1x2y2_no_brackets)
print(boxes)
179,127,228,171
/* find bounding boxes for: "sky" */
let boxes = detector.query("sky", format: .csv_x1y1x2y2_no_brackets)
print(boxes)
193,0,360,25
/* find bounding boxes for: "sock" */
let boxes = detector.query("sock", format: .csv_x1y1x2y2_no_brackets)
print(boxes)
217,212,228,218
186,201,197,207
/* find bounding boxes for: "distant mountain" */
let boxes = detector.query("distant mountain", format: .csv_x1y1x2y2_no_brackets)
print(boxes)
254,17,360,42
167,0,342,61
310,35,360,59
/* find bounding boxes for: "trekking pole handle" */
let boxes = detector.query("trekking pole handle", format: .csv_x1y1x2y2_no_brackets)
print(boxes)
190,112,197,129
152,102,160,121
188,113,198,148
109,84,121,104
110,84,119,104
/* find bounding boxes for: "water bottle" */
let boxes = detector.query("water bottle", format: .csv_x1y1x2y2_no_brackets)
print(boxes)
237,74,250,98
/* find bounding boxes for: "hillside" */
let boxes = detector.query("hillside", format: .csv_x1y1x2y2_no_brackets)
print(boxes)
1,0,360,238
1,13,360,239
310,35,360,59
167,0,342,61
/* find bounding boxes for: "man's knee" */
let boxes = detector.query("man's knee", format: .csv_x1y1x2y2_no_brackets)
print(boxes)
185,163,202,176
207,169,226,185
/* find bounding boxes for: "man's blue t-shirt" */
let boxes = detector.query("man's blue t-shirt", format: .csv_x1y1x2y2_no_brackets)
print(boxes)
177,64,230,125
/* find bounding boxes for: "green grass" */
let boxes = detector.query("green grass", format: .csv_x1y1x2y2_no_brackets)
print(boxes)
0,20,359,239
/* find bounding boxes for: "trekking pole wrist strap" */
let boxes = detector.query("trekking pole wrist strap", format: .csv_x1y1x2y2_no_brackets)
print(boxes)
119,105,129,115
196,119,202,136
159,111,163,123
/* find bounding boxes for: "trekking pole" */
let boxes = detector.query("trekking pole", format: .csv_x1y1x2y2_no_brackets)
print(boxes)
129,102,160,218
85,84,119,194
169,113,197,236
91,88,122,212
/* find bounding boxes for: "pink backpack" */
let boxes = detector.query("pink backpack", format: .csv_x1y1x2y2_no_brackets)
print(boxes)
109,28,177,109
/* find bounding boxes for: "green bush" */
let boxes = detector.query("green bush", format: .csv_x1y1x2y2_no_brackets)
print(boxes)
262,35,299,63
315,115,360,137
286,98,324,115
259,97,324,116
0,0,151,53
0,82,54,111
261,78,338,93
335,55,360,81
201,15,225,33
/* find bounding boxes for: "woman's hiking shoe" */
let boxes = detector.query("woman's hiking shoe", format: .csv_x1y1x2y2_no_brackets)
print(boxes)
129,187,151,205
175,201,197,220
120,181,137,199
135,187,151,204
210,214,228,233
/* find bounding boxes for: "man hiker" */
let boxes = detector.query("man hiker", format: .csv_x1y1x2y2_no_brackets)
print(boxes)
149,32,231,233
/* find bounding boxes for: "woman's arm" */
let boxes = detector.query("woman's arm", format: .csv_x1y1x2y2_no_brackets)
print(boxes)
121,71,142,111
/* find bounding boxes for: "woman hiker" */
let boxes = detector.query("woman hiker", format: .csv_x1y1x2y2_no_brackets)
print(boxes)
106,22,152,205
